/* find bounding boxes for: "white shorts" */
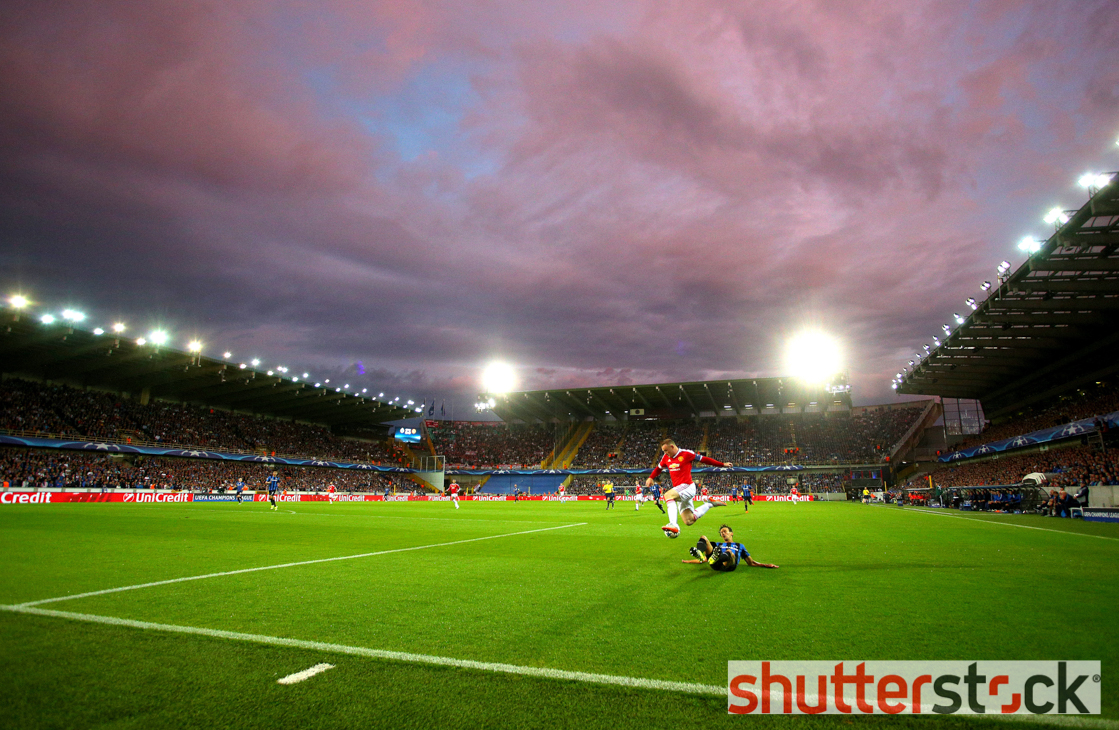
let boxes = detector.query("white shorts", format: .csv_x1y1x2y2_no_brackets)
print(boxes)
451,494,459,500
672,483,697,512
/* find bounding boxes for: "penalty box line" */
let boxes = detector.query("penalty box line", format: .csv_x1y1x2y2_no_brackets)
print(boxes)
0,604,722,696
899,508,1119,542
13,522,587,609
2,607,1117,730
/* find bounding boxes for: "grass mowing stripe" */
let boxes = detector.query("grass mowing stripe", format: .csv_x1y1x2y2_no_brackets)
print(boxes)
0,605,722,695
14,522,587,608
277,663,334,685
3,606,1116,730
899,508,1119,541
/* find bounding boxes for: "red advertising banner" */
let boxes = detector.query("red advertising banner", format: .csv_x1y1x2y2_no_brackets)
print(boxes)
2,491,811,505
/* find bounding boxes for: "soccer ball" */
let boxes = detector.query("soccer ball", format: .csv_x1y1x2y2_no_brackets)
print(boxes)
662,525,680,539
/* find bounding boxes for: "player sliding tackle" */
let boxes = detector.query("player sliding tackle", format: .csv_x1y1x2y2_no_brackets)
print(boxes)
646,438,729,537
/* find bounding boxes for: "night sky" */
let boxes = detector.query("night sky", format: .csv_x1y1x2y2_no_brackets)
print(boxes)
2,1,1117,413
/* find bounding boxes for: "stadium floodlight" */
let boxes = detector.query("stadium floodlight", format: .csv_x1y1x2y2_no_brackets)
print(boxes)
942,323,951,333
981,281,992,291
415,408,422,413
378,392,384,397
40,314,56,324
933,337,940,347
251,358,260,367
223,351,232,359
784,331,842,385
481,361,518,395
315,382,321,387
93,328,104,335
999,260,1011,271
336,388,341,393
394,397,399,401
1017,237,1042,254
149,331,168,346
136,337,147,346
908,360,915,366
303,373,309,379
112,322,125,333
965,297,977,310
362,388,367,393
292,377,299,382
923,344,931,352
1078,172,1113,189
1043,207,1070,226
9,295,29,309
61,309,85,322
953,313,965,324
488,397,496,408
267,370,274,376
407,400,414,405
240,363,248,369
343,384,349,389
325,379,330,384
187,340,202,353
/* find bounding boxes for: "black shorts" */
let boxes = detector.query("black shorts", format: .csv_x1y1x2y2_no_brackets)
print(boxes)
710,550,740,572
607,493,615,502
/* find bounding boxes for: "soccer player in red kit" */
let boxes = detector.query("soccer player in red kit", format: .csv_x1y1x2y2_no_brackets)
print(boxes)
645,438,729,537
789,485,799,505
700,484,709,499
327,483,336,503
448,480,461,510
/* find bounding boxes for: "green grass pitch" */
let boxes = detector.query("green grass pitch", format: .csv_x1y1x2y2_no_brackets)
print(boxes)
1,499,1116,729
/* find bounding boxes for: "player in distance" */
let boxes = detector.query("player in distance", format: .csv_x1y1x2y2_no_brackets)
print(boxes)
327,482,336,503
682,524,779,571
789,484,799,504
645,438,729,537
265,471,280,511
448,480,461,509
603,481,615,510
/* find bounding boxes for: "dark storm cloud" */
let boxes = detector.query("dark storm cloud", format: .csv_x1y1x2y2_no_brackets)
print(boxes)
1,0,1117,409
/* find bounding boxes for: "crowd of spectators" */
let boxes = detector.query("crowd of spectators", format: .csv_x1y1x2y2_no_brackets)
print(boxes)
572,424,626,467
0,378,403,464
705,408,923,465
952,381,1119,452
428,422,557,469
0,447,417,492
562,471,848,495
927,445,1119,490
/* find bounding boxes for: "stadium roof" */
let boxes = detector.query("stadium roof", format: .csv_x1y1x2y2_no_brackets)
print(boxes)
897,173,1119,419
0,318,413,428
488,376,853,423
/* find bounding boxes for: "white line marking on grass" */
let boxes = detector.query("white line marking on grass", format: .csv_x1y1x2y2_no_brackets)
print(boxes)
901,508,1119,541
277,663,334,685
3,605,1118,730
0,605,720,695
13,522,587,608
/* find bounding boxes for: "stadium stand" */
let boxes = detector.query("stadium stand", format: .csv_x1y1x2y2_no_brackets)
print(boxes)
928,445,1119,489
427,422,557,469
0,378,406,464
0,448,415,492
949,381,1119,453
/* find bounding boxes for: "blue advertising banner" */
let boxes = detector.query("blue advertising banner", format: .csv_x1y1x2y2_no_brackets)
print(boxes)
939,411,1119,463
0,435,413,473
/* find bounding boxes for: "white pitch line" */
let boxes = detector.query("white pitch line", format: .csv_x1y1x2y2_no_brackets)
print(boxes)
3,605,1117,729
13,522,586,608
0,605,720,695
277,663,334,685
900,508,1119,541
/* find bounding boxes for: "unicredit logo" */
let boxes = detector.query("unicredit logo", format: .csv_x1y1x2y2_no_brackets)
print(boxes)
728,662,1100,715
1,492,54,504
134,493,192,503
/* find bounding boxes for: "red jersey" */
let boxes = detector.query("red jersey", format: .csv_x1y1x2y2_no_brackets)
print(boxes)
327,484,335,493
634,485,642,495
790,487,799,495
700,486,708,496
649,449,726,488
449,483,460,495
